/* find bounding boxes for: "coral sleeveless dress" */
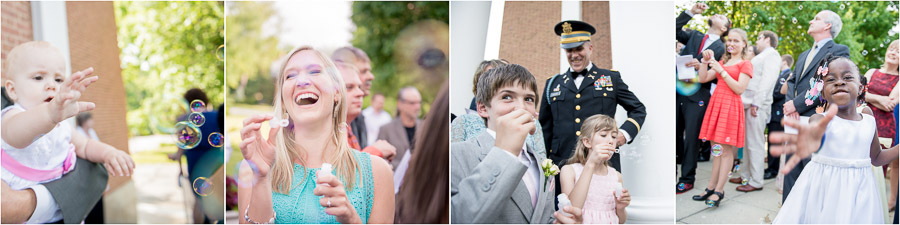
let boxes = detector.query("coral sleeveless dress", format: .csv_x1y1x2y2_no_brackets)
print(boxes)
698,60,753,148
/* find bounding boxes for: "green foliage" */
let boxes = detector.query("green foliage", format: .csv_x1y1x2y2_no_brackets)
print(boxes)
350,1,449,114
115,1,224,136
225,1,283,104
677,1,899,73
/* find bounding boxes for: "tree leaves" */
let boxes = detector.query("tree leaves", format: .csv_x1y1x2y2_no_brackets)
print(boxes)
116,1,224,136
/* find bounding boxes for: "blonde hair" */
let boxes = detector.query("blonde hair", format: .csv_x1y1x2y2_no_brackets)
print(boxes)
882,40,899,73
566,114,618,166
270,46,359,194
722,28,748,63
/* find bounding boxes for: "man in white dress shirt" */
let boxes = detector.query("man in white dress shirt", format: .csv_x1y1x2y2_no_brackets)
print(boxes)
362,93,392,147
732,30,782,192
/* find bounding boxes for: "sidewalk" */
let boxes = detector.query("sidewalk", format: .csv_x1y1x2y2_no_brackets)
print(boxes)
676,159,896,224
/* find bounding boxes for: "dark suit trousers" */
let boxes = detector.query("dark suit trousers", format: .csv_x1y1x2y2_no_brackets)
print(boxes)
766,122,784,172
677,94,707,184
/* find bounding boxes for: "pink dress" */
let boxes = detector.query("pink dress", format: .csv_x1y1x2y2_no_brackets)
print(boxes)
572,163,619,224
698,60,753,148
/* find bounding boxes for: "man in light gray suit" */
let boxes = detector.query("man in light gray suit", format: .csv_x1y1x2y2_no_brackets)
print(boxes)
451,64,582,224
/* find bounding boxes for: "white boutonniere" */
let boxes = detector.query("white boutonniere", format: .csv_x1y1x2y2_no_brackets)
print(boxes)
541,159,559,191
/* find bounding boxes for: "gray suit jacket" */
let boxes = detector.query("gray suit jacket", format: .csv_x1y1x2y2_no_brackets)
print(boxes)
377,118,421,169
451,132,555,224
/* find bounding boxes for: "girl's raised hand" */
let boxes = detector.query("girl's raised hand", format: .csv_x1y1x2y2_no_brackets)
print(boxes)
701,49,714,64
588,143,614,167
768,105,838,174
239,114,279,178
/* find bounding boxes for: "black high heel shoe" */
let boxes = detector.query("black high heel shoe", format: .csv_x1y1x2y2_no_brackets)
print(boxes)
692,188,714,201
705,191,725,207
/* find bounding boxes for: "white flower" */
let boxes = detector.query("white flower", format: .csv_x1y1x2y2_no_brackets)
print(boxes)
541,159,553,169
549,165,560,176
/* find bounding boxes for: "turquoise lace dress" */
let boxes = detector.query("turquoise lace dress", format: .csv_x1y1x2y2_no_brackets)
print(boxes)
271,151,374,224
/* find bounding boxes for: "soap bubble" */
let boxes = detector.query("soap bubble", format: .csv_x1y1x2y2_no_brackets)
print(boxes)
189,112,206,126
175,121,202,149
792,17,798,24
208,132,223,148
190,100,205,112
862,50,868,56
741,178,749,185
698,101,704,106
798,5,803,10
215,45,225,61
192,177,214,196
711,144,723,157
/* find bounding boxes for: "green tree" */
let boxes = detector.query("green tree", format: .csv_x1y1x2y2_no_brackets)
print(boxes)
676,1,899,73
115,1,224,136
225,1,283,104
350,1,449,114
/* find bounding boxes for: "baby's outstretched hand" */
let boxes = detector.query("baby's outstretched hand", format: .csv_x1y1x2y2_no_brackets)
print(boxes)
48,67,98,123
103,149,135,177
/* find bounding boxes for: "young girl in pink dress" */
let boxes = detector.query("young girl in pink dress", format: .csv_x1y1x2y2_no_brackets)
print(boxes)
560,114,631,224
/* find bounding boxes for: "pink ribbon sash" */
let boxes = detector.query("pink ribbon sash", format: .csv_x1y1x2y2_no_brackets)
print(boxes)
1,145,76,181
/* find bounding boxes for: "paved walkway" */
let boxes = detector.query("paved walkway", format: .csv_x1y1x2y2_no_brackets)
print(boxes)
676,159,896,223
134,163,193,224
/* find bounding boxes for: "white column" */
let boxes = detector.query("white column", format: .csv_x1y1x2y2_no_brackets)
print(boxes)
610,1,676,223
31,1,71,76
559,1,581,74
483,0,504,61
449,1,492,116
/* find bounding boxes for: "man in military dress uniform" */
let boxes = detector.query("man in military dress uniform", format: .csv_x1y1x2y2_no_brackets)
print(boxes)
539,20,647,172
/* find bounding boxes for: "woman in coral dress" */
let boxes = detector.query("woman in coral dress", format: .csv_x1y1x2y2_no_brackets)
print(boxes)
691,28,753,208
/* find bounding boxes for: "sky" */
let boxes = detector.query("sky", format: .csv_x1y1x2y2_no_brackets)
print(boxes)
264,1,355,51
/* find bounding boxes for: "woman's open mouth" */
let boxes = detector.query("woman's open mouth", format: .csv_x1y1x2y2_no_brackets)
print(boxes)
294,93,319,106
44,96,53,102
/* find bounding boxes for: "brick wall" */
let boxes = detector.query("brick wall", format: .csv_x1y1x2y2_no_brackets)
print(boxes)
498,1,561,99
66,1,131,190
1,1,34,75
582,1,612,69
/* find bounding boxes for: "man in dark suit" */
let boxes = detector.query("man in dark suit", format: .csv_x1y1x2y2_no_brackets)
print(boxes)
539,20,646,172
781,10,850,202
765,54,794,180
675,2,730,194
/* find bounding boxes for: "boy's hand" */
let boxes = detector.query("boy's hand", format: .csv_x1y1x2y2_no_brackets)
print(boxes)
494,109,536,157
103,149,135,177
47,67,98,123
